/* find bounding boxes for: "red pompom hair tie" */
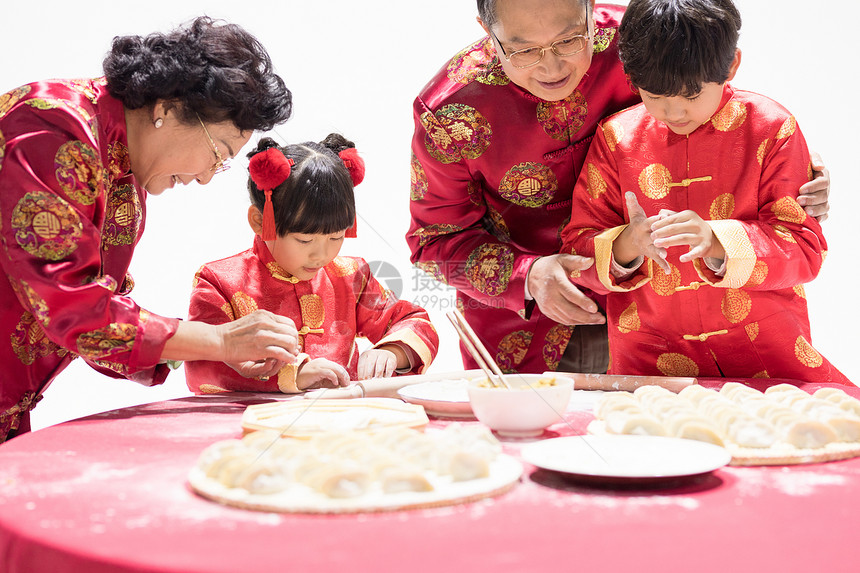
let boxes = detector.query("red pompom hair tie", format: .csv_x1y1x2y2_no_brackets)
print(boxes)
249,148,294,241
338,148,365,238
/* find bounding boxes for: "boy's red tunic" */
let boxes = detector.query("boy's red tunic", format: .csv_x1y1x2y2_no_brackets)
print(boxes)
406,5,639,374
185,236,439,393
561,85,850,384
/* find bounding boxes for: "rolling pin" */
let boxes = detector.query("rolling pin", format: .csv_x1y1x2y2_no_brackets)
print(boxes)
304,369,487,400
547,372,696,393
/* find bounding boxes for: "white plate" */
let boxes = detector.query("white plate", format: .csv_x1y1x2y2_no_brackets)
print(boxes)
397,379,474,418
521,435,732,481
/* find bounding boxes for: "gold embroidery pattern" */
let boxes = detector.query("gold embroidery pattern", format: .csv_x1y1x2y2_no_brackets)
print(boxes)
771,197,807,224
543,324,574,370
793,285,807,300
586,164,608,199
638,164,673,199
498,162,558,207
102,184,141,247
330,257,359,278
756,139,773,166
537,90,588,141
54,140,105,205
412,224,464,247
485,205,512,243
25,98,99,140
118,273,135,296
745,322,759,342
721,289,752,324
656,353,699,377
56,78,102,105
421,104,492,165
230,292,259,318
752,370,770,379
92,275,119,293
11,191,82,261
410,152,428,201
794,336,823,368
107,141,131,184
495,330,533,372
11,278,50,327
592,27,617,54
76,323,136,360
1,391,43,435
92,359,129,376
11,312,68,365
0,85,31,118
776,116,797,140
711,101,747,132
220,302,236,321
300,294,325,329
199,384,229,394
0,127,5,173
465,243,514,296
466,180,483,206
617,302,641,334
747,261,768,286
650,263,682,296
446,38,510,86
415,261,448,285
773,225,797,244
709,193,735,220
603,120,624,152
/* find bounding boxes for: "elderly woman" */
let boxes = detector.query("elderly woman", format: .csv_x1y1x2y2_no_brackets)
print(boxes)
0,17,298,441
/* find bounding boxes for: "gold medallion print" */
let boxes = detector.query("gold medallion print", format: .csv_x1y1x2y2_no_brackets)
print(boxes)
721,289,752,324
446,38,510,86
617,302,641,334
11,191,81,261
752,370,770,378
495,330,533,372
76,323,136,360
776,116,797,139
485,205,512,243
771,197,807,224
592,27,616,54
0,85,31,118
465,243,514,296
745,322,759,342
220,302,236,321
602,121,624,152
54,141,105,205
756,139,772,166
543,324,574,370
650,263,682,296
794,336,823,368
656,353,700,377
711,101,747,132
330,257,359,277
537,90,588,141
586,164,608,199
415,261,448,285
498,162,558,207
709,193,735,220
102,184,141,247
422,104,492,165
107,141,131,184
773,225,797,244
410,152,428,201
466,180,483,206
0,127,5,172
11,312,67,365
793,285,807,300
747,261,769,286
300,294,325,330
11,278,50,327
412,224,463,248
230,292,259,318
639,164,673,199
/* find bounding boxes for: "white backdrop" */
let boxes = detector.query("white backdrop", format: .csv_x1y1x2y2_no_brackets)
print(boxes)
3,0,855,430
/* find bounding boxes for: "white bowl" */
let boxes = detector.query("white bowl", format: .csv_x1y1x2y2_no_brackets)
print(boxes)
467,374,574,438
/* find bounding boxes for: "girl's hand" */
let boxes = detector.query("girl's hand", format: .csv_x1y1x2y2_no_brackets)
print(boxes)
216,310,299,364
650,210,726,263
297,358,350,390
357,348,399,380
620,192,671,274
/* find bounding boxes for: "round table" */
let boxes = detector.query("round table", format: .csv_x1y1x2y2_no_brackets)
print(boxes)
1,379,859,573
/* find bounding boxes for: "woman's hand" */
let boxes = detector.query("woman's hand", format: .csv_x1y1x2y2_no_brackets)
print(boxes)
297,358,350,391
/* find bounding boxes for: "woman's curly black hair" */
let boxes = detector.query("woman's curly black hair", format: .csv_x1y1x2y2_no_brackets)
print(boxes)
247,135,357,236
103,16,292,131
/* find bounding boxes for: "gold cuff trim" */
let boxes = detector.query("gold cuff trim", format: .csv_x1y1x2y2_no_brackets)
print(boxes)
277,353,311,393
701,219,756,288
595,225,652,292
375,326,436,374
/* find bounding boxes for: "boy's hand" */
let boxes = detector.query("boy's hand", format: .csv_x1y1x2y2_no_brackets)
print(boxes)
651,210,726,263
357,348,399,380
621,192,671,274
297,358,350,390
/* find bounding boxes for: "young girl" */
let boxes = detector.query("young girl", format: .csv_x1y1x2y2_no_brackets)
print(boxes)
185,135,439,394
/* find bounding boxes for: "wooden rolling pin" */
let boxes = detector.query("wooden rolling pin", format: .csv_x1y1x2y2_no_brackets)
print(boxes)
547,371,697,393
304,369,486,400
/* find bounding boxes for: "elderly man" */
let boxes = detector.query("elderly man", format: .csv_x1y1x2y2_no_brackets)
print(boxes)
407,0,830,374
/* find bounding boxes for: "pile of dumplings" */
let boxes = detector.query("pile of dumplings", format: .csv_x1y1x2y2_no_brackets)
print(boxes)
592,383,860,463
194,425,501,499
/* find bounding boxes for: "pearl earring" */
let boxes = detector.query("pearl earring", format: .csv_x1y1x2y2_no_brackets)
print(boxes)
154,118,164,129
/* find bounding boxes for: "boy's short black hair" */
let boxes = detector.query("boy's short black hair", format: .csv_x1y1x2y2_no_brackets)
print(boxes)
618,0,741,96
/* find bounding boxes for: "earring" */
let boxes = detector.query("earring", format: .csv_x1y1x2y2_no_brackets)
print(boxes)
154,118,164,129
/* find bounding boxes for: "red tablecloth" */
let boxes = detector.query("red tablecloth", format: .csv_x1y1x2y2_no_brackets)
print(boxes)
1,379,859,573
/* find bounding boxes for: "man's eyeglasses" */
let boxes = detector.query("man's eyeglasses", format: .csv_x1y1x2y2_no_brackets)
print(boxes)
491,30,592,69
196,113,231,174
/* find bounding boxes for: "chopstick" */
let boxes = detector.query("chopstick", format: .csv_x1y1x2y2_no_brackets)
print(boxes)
446,310,510,389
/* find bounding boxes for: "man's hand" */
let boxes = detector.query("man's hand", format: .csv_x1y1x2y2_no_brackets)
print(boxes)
528,255,605,325
798,151,830,222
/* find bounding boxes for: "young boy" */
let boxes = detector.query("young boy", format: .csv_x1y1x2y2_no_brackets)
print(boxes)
560,0,849,384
